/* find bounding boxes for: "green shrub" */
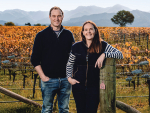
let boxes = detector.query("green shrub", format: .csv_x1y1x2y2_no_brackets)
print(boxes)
5,22,15,26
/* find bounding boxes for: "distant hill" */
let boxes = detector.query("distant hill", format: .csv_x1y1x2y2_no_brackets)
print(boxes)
62,10,150,27
62,13,117,27
0,4,133,25
0,9,48,25
0,20,6,25
105,4,132,13
0,5,150,27
127,10,150,27
63,4,132,21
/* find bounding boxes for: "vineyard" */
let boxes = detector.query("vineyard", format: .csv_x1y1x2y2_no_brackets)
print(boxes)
0,26,150,113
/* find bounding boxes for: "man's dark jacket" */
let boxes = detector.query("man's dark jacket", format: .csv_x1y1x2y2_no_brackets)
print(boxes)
31,25,74,78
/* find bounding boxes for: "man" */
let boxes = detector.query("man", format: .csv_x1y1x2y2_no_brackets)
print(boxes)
31,6,75,113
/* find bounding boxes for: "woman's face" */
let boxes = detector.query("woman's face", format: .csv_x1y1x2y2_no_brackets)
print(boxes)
83,23,95,41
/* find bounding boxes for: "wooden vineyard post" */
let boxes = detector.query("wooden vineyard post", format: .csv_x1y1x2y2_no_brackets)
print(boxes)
0,86,42,108
100,58,116,113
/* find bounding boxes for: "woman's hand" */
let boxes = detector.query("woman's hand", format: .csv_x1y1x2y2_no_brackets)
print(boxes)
68,77,80,85
95,53,105,69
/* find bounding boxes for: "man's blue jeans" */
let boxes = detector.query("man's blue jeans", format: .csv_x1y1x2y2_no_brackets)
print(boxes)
41,77,71,113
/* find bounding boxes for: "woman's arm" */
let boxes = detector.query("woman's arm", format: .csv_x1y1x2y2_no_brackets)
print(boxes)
66,52,80,85
104,43,123,59
95,42,123,68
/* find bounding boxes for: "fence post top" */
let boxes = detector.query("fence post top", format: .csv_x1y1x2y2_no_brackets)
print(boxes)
103,58,116,66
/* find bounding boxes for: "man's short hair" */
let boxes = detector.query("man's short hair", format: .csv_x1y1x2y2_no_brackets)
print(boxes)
49,6,64,16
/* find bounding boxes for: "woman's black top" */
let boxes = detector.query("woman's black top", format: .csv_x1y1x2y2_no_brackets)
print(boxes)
66,41,123,87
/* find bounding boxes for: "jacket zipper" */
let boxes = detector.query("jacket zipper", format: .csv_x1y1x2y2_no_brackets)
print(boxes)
85,51,89,86
53,28,64,39
73,67,78,77
57,28,64,38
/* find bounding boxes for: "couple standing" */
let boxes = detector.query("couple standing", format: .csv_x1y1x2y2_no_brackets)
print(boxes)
31,6,123,113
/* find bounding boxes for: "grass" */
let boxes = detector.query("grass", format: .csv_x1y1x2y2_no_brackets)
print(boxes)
0,68,150,113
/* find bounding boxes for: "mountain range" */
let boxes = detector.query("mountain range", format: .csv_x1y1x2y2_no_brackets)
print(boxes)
0,4,150,27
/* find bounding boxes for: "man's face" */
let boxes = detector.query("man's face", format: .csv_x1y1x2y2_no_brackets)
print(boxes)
49,9,64,28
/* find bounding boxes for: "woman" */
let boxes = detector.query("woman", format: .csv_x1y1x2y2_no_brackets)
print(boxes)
66,21,123,113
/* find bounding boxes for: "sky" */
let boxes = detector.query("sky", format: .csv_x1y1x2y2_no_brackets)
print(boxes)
0,0,150,12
